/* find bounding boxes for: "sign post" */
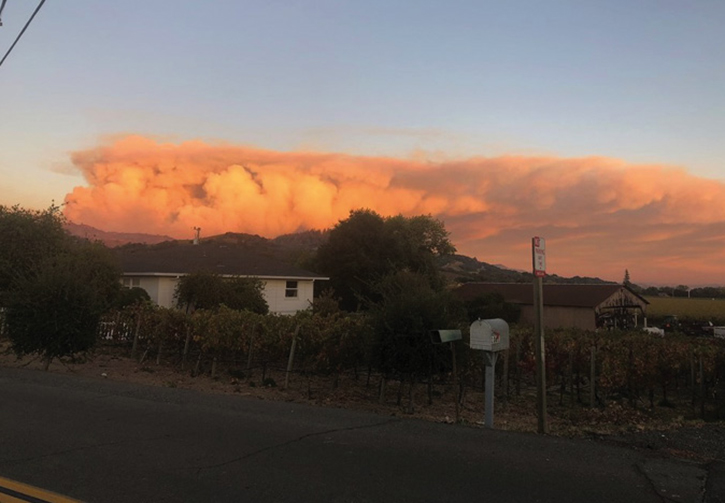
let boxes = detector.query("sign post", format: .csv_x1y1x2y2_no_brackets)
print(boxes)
532,237,549,434
430,330,462,422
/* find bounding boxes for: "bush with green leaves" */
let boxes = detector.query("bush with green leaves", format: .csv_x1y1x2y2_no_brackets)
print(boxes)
175,271,268,314
0,204,69,305
5,239,121,368
368,271,466,378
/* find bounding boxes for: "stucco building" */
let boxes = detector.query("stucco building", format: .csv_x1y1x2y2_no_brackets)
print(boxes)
456,283,649,330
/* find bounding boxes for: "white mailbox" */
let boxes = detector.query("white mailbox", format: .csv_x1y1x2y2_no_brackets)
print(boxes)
470,319,510,352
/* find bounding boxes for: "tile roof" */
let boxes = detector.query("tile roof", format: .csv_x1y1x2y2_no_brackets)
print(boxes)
456,283,649,309
116,241,327,279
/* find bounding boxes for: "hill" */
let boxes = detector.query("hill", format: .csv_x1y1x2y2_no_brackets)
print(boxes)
67,222,612,285
439,254,614,285
64,222,174,247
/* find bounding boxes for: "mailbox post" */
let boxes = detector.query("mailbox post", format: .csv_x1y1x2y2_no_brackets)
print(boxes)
430,329,462,423
469,319,509,428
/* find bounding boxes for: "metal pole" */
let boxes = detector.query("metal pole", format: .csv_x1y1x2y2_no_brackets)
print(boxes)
533,276,549,434
484,352,498,428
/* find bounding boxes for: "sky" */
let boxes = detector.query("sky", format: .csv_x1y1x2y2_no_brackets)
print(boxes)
1,1,724,286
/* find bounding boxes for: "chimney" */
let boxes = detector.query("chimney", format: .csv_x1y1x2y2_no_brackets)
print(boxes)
193,227,201,245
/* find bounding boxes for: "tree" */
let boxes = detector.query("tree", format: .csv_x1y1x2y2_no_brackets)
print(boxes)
115,286,151,309
369,271,465,378
643,286,660,296
464,292,521,323
5,239,121,368
315,209,455,310
0,204,69,304
174,271,268,314
674,285,690,298
623,269,631,287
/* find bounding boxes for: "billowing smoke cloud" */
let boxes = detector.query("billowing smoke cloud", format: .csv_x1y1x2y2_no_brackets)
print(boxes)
64,136,725,285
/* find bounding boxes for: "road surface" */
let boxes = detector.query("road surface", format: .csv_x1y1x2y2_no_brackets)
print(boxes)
0,366,718,502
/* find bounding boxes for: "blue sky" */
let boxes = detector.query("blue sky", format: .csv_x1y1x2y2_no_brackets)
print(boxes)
2,0,724,210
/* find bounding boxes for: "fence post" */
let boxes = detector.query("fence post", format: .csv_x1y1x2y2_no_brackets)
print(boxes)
246,323,257,371
284,325,300,390
699,355,705,419
131,312,142,358
156,339,163,366
502,348,509,405
451,341,460,422
182,325,192,370
590,345,596,408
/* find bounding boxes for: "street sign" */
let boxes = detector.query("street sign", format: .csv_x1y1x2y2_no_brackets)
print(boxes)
532,236,546,277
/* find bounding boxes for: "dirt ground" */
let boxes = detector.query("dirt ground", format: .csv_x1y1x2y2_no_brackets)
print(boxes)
2,341,723,463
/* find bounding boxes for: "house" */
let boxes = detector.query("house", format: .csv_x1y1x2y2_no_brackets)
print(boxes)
116,241,328,314
456,283,649,331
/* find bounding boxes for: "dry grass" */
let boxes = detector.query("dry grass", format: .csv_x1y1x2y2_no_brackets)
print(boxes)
645,296,725,324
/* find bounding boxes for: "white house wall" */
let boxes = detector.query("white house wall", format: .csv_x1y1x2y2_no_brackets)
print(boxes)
127,276,178,309
124,275,315,314
157,277,179,308
263,279,314,315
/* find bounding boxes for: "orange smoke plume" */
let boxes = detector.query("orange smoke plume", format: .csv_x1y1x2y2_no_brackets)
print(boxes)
64,136,725,284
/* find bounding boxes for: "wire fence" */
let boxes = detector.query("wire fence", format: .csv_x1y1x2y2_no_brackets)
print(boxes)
95,306,725,421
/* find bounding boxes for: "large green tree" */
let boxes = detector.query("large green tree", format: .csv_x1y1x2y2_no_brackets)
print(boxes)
315,209,455,310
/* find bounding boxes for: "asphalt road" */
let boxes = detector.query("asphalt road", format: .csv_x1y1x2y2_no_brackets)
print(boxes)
0,366,717,503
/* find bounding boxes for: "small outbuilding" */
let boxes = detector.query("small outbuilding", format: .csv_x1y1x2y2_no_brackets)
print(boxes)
456,283,649,331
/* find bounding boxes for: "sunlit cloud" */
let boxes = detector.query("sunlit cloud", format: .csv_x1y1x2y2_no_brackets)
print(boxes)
63,136,725,285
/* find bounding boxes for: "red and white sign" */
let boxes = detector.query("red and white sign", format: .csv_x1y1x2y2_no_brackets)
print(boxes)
532,236,546,278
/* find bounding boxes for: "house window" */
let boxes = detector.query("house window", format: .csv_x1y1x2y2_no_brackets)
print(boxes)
285,280,298,298
122,277,141,288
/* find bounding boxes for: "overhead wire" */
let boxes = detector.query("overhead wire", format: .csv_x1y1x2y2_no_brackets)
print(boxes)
0,0,48,69
0,0,8,26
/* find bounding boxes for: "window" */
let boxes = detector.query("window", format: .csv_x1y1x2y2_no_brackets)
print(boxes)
285,280,298,298
122,277,141,288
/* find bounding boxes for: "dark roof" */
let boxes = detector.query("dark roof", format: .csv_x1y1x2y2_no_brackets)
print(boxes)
456,283,649,309
116,242,327,279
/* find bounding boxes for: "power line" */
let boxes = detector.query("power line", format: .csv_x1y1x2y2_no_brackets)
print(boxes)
0,0,8,26
0,0,47,69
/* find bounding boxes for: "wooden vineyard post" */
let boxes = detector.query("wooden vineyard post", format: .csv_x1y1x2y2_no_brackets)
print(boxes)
131,311,142,358
502,348,509,405
182,325,192,370
451,341,460,423
284,325,301,390
699,355,705,419
590,345,596,408
246,323,257,372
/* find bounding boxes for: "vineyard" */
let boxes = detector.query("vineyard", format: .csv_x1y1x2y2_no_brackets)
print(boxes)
92,303,725,431
645,296,725,325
